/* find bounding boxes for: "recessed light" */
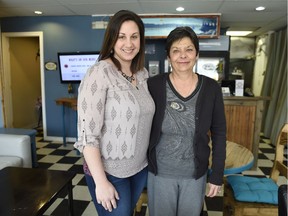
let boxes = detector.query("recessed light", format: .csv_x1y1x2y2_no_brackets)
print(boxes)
176,7,185,12
255,6,265,11
34,11,43,15
226,31,253,36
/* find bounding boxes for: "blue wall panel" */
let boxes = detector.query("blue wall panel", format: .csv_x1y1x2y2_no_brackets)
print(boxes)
0,15,228,138
0,16,106,137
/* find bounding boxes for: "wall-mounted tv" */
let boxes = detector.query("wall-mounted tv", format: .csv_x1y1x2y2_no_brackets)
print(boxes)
58,51,100,83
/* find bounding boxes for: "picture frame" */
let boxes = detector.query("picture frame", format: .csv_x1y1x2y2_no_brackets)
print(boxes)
196,57,225,81
141,14,220,39
149,61,160,77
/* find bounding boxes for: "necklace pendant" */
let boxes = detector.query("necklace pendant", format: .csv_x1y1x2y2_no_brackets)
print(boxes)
121,71,135,83
127,76,133,82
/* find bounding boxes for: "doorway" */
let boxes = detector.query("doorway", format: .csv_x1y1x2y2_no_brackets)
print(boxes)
1,32,46,137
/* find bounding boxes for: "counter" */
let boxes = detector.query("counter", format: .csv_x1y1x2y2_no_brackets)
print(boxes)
223,96,270,169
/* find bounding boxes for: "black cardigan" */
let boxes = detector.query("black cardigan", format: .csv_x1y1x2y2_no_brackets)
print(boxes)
147,73,226,185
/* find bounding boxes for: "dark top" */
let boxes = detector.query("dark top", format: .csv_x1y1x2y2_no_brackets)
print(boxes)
147,73,226,185
156,79,200,179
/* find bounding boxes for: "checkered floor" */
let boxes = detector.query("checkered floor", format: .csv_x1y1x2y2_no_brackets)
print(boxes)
35,129,287,216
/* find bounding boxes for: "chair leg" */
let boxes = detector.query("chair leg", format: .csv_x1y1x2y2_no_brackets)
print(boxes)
234,207,243,216
135,191,148,213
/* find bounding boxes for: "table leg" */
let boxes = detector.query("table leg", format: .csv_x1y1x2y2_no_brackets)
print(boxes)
67,181,74,216
75,110,80,155
62,105,67,147
30,133,38,167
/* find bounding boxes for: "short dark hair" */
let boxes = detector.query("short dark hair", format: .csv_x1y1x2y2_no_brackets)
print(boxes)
165,26,199,57
99,10,145,74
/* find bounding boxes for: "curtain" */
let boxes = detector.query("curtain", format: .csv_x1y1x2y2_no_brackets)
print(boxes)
261,28,287,144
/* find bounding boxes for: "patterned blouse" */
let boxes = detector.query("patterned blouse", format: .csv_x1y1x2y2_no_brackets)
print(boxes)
74,60,155,178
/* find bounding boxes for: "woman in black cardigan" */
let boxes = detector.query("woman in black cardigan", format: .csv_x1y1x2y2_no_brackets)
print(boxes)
147,26,226,216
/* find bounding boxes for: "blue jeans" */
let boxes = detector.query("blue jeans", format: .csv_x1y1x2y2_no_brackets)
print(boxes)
85,167,148,216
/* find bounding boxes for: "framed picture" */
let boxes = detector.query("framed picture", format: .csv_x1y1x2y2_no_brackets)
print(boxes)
149,61,160,77
141,14,220,39
196,57,225,81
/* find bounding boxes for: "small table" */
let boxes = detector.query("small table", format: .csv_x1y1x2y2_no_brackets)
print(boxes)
209,141,254,175
0,128,38,168
55,97,77,147
0,167,76,216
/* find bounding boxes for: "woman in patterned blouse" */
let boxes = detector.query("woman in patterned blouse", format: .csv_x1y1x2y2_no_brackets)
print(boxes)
74,10,155,216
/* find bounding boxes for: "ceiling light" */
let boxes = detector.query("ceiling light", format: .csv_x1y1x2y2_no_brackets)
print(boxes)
226,31,253,36
176,7,185,12
255,6,266,11
34,11,43,15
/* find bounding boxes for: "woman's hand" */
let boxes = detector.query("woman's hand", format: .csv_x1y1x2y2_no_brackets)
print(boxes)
95,179,120,212
206,182,222,197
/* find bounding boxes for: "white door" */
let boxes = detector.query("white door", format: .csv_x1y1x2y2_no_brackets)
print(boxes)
1,32,46,136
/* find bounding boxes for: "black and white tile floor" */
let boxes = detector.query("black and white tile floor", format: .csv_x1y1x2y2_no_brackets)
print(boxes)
35,129,286,216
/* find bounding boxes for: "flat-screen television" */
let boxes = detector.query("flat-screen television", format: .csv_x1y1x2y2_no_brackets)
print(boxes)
58,51,100,83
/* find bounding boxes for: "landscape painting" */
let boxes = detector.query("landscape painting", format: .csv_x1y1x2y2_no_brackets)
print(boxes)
141,15,220,39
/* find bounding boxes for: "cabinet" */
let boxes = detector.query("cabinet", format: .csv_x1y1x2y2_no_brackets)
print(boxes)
229,58,255,89
223,96,270,169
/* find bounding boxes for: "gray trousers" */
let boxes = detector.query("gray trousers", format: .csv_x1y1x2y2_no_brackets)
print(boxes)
147,172,207,216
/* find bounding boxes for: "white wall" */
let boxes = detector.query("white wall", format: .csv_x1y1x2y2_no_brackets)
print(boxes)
252,35,268,96
230,37,255,59
0,25,4,127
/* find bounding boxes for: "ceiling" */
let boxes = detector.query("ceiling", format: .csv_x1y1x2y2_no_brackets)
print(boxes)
0,0,287,37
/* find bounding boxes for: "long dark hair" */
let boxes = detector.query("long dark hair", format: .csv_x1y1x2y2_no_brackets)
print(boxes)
99,10,145,74
165,26,199,57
